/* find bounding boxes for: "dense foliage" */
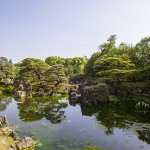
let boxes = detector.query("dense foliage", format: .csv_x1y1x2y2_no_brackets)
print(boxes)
0,57,16,78
0,35,149,85
45,56,88,76
84,35,150,83
18,58,50,81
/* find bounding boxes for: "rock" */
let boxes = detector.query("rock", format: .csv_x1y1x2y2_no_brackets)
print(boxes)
0,116,33,150
0,116,9,126
18,84,24,91
1,127,13,135
69,91,78,101
40,81,47,88
24,80,32,97
35,88,46,97
9,131,19,140
1,139,7,145
14,91,26,98
9,145,17,150
49,86,57,96
59,111,65,115
15,137,33,150
5,78,15,85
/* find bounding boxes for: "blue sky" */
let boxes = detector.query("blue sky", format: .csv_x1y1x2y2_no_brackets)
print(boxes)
0,0,150,63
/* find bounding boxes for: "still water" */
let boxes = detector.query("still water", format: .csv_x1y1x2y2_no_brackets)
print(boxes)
0,96,150,150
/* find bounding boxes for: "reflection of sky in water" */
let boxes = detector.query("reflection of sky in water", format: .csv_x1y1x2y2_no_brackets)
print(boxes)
0,97,150,150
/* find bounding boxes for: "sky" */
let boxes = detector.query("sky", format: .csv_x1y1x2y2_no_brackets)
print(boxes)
0,0,150,63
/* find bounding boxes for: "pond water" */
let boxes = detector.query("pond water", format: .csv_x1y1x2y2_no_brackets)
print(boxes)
0,96,150,150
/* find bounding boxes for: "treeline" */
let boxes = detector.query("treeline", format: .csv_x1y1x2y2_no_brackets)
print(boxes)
0,35,150,84
0,56,87,83
84,35,150,83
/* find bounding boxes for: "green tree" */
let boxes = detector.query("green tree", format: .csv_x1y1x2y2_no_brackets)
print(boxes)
19,58,49,81
70,57,88,74
46,64,67,84
136,66,150,82
84,52,101,77
94,56,135,83
45,56,65,66
133,36,150,68
45,56,87,77
0,57,14,78
99,35,117,57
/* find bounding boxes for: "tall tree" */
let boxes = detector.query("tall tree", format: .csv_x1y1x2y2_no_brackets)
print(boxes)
45,56,65,66
133,36,150,68
84,52,101,77
0,57,14,78
70,57,88,74
94,56,135,83
19,58,49,81
46,64,67,83
99,35,117,56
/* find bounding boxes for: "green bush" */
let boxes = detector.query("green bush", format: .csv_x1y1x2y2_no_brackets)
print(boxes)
4,85,16,93
0,86,4,95
83,83,110,103
0,90,2,95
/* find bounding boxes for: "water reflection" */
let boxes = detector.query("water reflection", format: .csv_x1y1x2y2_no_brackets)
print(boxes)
0,96,12,111
14,97,68,123
0,95,150,148
80,97,150,143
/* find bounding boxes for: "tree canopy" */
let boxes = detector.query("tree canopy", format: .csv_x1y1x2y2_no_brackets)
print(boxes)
19,58,50,81
84,35,150,83
0,57,15,78
1,35,149,84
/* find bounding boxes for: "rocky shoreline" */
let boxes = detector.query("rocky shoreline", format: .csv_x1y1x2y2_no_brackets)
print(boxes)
0,116,34,150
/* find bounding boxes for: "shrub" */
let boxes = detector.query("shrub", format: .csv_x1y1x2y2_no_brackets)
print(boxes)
4,85,16,93
82,83,110,103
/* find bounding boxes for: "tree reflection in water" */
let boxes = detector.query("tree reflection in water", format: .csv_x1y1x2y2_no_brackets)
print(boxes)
79,96,150,144
1,95,150,145
0,96,12,111
14,97,68,123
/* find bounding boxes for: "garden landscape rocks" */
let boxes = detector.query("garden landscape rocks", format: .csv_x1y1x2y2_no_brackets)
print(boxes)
0,115,34,150
68,83,110,104
9,145,17,150
14,91,26,98
0,115,9,126
15,137,33,150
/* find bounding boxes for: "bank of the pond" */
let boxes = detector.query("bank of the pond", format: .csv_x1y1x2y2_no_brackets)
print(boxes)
0,129,15,149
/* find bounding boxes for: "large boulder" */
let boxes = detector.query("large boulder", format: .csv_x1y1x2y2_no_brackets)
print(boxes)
49,86,57,96
69,91,78,101
15,137,33,150
14,91,26,98
35,88,46,97
1,127,13,135
0,116,9,126
9,145,17,150
24,80,32,97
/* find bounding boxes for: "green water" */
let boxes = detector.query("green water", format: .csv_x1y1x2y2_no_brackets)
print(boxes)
0,96,150,150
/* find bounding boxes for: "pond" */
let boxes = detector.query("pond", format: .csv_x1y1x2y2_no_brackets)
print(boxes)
0,96,150,150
